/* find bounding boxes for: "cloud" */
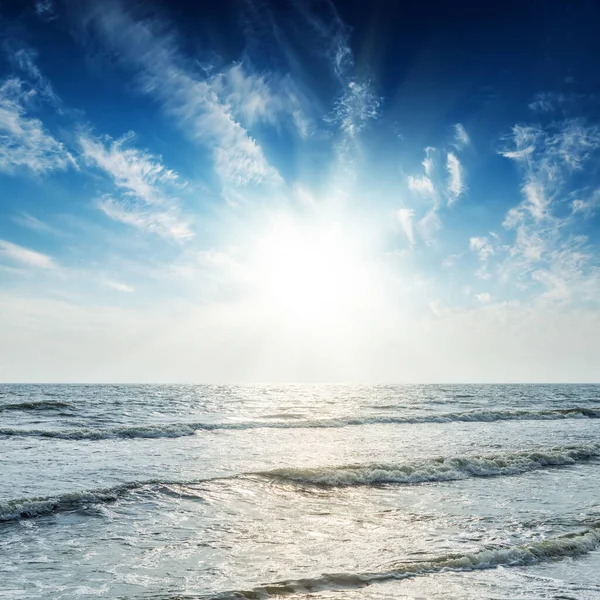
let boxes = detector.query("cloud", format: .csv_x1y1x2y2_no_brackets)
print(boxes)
34,0,55,18
475,292,492,303
469,236,494,260
404,147,443,245
331,80,381,137
417,208,442,242
500,119,600,228
528,92,561,113
0,240,57,269
422,147,435,176
446,152,464,204
396,208,415,246
11,48,59,104
212,65,312,139
80,133,178,205
81,4,281,189
214,64,274,128
11,212,56,234
80,133,192,240
0,78,75,175
407,175,435,196
492,112,600,306
105,280,134,293
97,197,192,241
571,191,600,218
454,123,470,148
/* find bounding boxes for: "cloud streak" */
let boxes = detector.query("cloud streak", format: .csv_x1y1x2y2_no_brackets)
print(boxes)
446,152,464,204
81,3,281,190
0,240,57,269
81,133,192,240
0,78,75,175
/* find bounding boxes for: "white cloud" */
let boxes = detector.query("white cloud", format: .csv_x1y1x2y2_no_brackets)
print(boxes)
80,133,192,240
12,212,55,233
422,147,435,176
97,197,192,242
454,123,470,148
407,175,435,196
469,236,494,260
396,208,415,246
80,133,178,205
12,48,59,104
571,191,600,218
105,280,134,293
405,148,442,244
417,208,442,242
83,4,281,189
521,180,550,221
0,78,75,175
475,292,492,303
0,240,56,269
442,253,461,268
331,80,381,137
446,152,464,204
493,113,600,306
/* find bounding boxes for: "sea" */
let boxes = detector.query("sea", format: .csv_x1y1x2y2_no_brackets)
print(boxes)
1,384,600,599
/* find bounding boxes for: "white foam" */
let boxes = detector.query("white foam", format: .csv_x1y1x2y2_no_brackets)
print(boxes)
261,444,600,486
215,526,600,598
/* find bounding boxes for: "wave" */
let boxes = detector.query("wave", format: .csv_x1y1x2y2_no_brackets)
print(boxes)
0,400,71,412
208,526,600,598
2,444,598,524
1,407,600,440
259,444,600,486
0,482,151,523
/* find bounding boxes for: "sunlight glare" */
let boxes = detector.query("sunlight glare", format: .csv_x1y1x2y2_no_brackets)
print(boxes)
254,216,369,331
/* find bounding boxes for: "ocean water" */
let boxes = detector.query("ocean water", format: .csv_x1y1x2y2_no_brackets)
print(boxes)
1,384,600,600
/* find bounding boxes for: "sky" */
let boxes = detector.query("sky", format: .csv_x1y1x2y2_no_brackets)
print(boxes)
1,0,600,383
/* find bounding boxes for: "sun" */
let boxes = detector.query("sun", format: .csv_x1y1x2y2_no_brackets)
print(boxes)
252,214,370,331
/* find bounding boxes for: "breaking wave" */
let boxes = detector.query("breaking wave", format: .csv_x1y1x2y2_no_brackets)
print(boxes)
0,400,71,412
0,482,151,523
207,526,600,598
259,444,600,486
2,444,599,523
1,407,600,440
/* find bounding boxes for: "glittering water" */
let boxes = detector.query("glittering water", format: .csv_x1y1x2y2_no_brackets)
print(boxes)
1,384,600,599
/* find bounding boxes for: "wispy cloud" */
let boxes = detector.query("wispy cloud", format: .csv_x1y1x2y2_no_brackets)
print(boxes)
11,48,59,104
397,208,415,246
407,175,435,196
446,152,464,204
469,236,494,260
12,212,56,234
81,4,281,190
105,280,134,293
80,133,178,205
422,147,435,176
0,78,75,175
331,80,381,137
475,292,492,303
81,133,192,240
454,123,470,148
34,0,55,18
0,240,57,269
97,197,192,241
489,107,600,305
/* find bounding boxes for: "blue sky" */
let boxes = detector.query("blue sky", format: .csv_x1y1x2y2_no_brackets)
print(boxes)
1,0,599,382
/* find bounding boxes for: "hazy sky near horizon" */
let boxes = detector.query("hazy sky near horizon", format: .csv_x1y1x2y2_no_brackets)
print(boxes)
1,0,600,383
